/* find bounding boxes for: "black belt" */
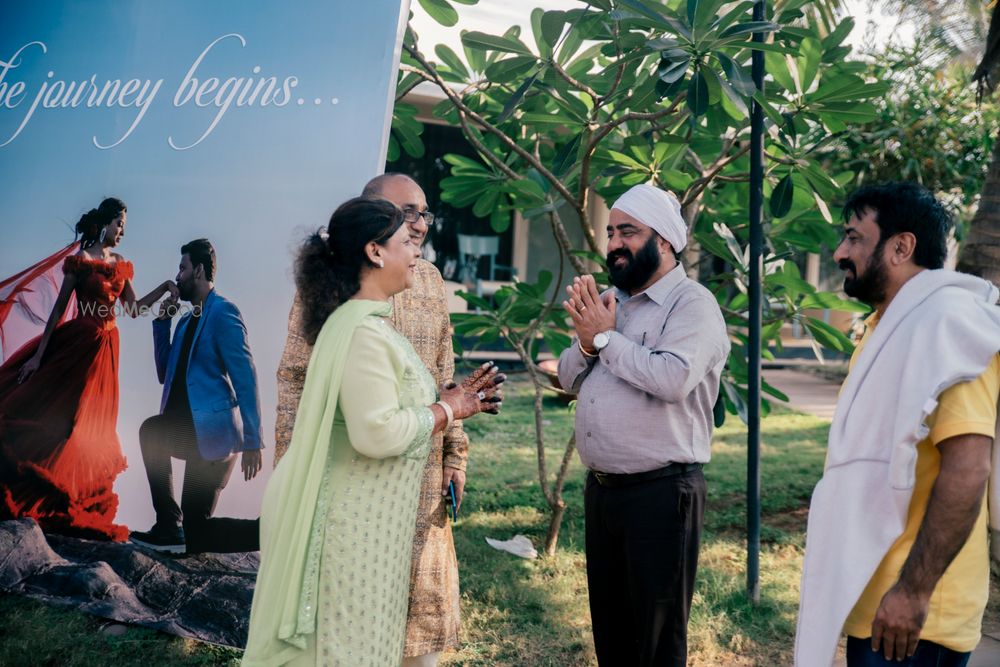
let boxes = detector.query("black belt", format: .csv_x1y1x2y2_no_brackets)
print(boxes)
589,462,702,488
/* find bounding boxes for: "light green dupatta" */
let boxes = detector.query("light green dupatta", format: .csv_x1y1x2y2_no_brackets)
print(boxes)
243,298,391,667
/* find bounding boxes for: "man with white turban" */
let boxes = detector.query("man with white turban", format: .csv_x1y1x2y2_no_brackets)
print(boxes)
557,183,730,666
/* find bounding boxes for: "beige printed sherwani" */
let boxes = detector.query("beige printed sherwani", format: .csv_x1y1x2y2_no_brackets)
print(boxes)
274,258,467,656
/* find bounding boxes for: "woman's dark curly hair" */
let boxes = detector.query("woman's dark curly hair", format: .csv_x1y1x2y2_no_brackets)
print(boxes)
75,197,126,248
296,197,404,345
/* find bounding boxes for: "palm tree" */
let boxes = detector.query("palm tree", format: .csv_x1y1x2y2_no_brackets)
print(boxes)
963,0,1000,284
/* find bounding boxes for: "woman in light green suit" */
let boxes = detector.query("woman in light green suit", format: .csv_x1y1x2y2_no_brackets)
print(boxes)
243,198,503,667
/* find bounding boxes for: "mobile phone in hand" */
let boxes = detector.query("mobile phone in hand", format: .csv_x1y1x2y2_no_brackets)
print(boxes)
447,480,458,521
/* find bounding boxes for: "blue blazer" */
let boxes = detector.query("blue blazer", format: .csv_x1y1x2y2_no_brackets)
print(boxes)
153,289,263,460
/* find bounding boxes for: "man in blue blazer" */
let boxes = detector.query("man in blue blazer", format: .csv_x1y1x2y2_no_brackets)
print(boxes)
130,239,263,554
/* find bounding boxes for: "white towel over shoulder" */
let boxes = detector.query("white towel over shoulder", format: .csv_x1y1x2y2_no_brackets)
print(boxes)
795,269,1000,667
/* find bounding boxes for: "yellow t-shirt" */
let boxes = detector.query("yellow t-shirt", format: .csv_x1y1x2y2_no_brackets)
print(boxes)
842,314,1000,651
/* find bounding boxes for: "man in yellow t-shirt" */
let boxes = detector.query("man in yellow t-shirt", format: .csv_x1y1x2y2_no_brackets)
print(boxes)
827,182,999,666
841,312,1000,663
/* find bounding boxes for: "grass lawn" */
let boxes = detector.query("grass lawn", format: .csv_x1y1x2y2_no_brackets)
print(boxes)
1,376,996,666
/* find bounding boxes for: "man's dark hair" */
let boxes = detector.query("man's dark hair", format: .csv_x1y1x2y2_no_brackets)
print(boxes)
842,182,952,270
181,238,217,282
361,172,417,199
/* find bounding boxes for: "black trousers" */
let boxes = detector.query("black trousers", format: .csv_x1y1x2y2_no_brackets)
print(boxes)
138,414,259,553
584,467,706,667
846,637,971,667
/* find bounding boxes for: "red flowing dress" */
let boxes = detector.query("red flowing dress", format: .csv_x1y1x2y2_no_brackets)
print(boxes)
0,255,131,541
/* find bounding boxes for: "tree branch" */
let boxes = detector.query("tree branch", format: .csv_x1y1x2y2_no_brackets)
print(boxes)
403,42,586,221
551,206,592,273
585,97,686,156
395,78,423,103
456,110,520,180
682,143,751,207
596,23,626,107
550,59,600,101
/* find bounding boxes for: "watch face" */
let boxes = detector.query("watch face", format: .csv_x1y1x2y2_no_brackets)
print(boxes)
594,332,610,349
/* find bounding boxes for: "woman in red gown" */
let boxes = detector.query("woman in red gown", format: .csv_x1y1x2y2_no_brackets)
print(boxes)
0,198,177,541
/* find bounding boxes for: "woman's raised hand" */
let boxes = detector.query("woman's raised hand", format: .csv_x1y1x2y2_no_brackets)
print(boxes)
440,361,506,419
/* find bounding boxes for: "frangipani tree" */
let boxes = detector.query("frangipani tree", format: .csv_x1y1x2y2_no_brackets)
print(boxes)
398,0,882,554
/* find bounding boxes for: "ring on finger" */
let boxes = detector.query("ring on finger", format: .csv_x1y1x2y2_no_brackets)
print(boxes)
477,391,486,400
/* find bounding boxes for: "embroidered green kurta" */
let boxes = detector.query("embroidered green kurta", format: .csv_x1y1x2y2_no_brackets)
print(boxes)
274,259,466,656
244,301,435,666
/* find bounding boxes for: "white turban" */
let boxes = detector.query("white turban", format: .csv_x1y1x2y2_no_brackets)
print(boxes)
610,184,687,252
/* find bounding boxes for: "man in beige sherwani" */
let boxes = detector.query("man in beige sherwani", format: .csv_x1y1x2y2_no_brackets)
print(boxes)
274,173,467,667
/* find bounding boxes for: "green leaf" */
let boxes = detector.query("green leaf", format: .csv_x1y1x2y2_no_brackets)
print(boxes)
473,188,501,218
648,37,682,50
764,50,796,93
462,30,535,56
803,316,854,354
463,35,487,72
718,21,780,40
444,154,488,172
800,291,870,314
386,134,400,162
540,10,566,50
520,112,571,126
490,206,511,233
740,41,797,55
800,162,842,201
434,44,469,79
716,74,749,119
716,52,755,95
541,329,573,357
508,178,546,202
721,378,749,424
693,0,728,29
557,22,585,64
814,101,877,122
687,69,709,116
418,0,458,27
822,17,855,50
714,221,747,270
770,173,794,218
496,70,540,123
751,90,783,126
617,0,693,40
712,1,755,36
552,133,583,177
607,150,647,170
659,57,690,84
797,37,821,93
761,380,789,403
530,8,552,59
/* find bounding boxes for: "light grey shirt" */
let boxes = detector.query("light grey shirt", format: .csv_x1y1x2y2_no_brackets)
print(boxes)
557,265,730,474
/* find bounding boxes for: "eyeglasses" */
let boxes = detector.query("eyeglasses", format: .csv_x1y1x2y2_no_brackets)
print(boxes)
402,208,435,225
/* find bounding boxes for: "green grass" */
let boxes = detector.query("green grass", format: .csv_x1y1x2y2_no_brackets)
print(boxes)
444,377,832,666
2,376,994,666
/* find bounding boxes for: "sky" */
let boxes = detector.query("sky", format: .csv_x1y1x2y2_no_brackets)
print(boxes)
0,0,408,527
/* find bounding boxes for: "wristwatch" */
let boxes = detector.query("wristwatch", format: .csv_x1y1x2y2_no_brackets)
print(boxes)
593,330,613,351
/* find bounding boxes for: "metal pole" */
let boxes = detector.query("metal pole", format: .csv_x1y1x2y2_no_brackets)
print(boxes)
747,0,766,605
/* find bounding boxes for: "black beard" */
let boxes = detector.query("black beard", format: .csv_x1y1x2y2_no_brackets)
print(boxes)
177,281,194,302
840,243,888,306
607,235,661,292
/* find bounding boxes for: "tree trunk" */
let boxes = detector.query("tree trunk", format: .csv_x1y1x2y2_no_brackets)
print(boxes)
957,132,1000,287
544,500,566,557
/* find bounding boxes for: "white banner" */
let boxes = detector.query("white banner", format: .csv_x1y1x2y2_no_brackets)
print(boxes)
0,0,410,529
